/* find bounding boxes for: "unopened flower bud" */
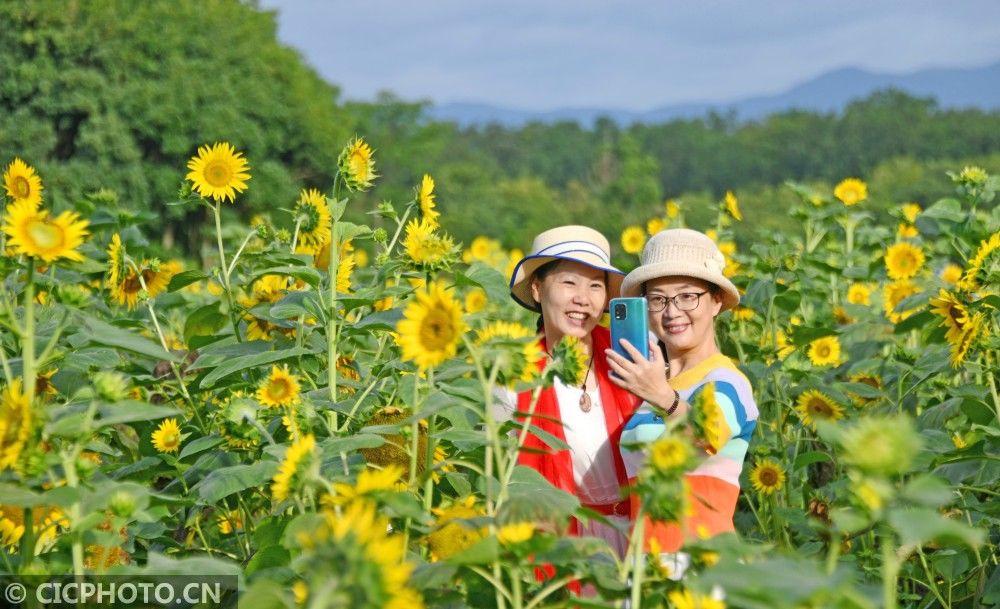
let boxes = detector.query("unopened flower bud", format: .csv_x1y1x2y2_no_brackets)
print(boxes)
109,490,137,518
94,371,130,402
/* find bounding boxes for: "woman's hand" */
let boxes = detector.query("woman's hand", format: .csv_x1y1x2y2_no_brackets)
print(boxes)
604,339,676,409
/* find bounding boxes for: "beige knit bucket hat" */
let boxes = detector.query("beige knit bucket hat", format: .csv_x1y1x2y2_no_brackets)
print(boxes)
620,228,740,311
509,225,624,312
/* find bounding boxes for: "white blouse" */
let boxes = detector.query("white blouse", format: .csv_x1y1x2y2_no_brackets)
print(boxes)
494,377,622,505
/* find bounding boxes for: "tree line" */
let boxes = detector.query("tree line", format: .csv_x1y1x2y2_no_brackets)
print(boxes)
3,1,999,258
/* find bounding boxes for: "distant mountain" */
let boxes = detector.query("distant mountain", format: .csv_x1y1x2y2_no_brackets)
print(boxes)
425,61,1000,127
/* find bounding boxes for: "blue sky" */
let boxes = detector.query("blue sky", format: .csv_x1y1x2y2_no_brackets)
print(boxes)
258,0,1000,111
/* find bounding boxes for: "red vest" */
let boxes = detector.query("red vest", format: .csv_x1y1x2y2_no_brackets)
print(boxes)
515,325,640,513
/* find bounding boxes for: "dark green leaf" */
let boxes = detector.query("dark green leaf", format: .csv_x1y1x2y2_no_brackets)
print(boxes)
168,270,209,292
195,461,278,503
78,315,179,362
199,346,316,388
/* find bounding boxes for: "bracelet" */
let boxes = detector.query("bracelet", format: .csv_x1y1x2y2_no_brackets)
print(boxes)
664,388,680,417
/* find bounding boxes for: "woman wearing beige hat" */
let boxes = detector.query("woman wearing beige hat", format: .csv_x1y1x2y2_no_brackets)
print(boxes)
606,228,758,562
502,225,641,557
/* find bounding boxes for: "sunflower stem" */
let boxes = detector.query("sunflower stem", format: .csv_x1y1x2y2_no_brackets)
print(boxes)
383,206,413,258
226,229,257,277
629,513,646,609
326,205,340,432
135,267,201,428
984,351,1000,423
213,201,242,343
23,259,36,408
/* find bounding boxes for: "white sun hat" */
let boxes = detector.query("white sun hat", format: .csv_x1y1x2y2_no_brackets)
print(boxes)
620,228,740,312
509,225,624,312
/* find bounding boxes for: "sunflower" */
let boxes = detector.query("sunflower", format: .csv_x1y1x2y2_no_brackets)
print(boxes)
774,329,795,360
496,522,535,546
646,217,666,236
215,391,262,451
724,190,742,221
256,365,301,407
0,379,32,471
732,305,754,321
846,283,872,305
807,335,841,367
427,496,486,561
106,234,126,289
833,306,853,325
883,279,922,323
884,242,925,280
667,588,725,609
403,218,455,268
272,434,317,502
900,203,921,223
960,231,1000,292
475,321,544,385
897,223,919,239
929,289,968,344
35,369,57,399
3,201,89,262
649,434,692,474
621,226,646,255
665,199,681,219
109,260,174,310
950,311,985,367
957,165,988,186
464,288,487,314
848,372,882,406
689,382,730,454
336,253,355,294
418,174,439,227
217,510,244,535
749,458,786,495
3,158,43,207
291,189,331,254
396,281,466,370
833,178,868,206
795,390,844,429
466,235,498,262
940,263,963,285
550,334,588,386
338,137,377,192
185,142,251,203
330,465,407,506
151,418,182,454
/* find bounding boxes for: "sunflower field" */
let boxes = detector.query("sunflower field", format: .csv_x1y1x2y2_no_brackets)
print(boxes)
1,140,999,609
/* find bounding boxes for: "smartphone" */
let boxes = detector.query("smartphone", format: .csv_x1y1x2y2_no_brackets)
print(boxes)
610,297,650,363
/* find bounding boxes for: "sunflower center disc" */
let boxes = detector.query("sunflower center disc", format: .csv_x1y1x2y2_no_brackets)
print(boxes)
205,161,233,187
13,176,31,198
26,219,64,251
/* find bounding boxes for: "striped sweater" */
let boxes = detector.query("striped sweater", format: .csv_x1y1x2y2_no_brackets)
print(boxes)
620,352,758,549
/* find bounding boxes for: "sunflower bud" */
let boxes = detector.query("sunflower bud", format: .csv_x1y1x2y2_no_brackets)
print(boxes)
275,228,291,244
839,414,922,476
372,227,388,244
108,490,136,518
93,371,130,402
337,137,377,192
376,200,397,219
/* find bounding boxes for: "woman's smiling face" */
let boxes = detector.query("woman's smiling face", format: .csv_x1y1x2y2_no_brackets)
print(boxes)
645,275,721,357
531,260,607,343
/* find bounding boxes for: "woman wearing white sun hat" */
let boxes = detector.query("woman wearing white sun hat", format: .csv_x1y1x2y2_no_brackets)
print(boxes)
604,228,758,570
500,225,641,558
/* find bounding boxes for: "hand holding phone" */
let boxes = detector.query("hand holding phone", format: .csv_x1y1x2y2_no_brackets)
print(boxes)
610,297,650,363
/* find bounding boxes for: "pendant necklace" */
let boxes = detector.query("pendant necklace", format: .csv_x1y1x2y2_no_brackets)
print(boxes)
578,356,595,412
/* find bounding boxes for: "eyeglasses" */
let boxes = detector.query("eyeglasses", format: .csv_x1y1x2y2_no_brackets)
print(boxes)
646,291,708,313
